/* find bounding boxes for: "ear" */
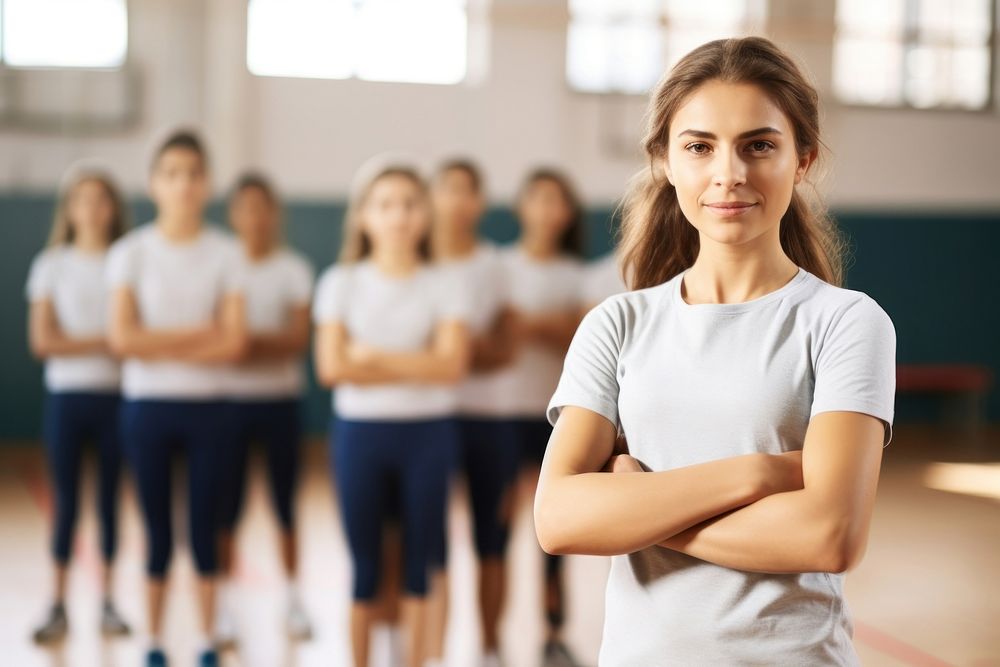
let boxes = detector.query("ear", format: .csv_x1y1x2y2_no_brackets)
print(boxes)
794,148,818,185
662,157,674,186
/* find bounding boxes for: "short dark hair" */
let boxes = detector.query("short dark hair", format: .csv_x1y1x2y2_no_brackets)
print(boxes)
518,167,586,257
151,129,208,172
436,158,483,193
230,171,278,205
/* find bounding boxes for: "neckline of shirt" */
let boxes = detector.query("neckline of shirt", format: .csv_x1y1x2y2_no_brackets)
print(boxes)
672,266,810,314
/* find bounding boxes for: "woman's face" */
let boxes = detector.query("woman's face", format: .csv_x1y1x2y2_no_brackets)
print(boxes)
664,80,814,248
67,179,115,243
361,174,430,253
150,147,209,218
229,186,278,247
517,178,572,246
431,168,483,232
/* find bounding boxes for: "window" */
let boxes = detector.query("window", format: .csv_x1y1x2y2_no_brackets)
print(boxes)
566,0,767,94
0,0,128,68
247,0,469,85
833,0,994,109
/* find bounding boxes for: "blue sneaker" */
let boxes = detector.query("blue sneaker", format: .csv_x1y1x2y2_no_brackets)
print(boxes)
145,648,168,667
198,648,219,667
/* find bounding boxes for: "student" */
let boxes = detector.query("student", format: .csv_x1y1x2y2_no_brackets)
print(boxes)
313,164,470,667
535,37,896,666
216,173,314,644
107,130,247,667
495,168,586,667
427,159,519,667
26,165,132,644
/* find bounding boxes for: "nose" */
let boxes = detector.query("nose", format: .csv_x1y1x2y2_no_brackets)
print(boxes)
713,149,748,189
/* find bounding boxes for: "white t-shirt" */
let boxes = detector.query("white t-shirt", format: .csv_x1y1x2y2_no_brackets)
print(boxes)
312,260,470,421
106,224,245,400
582,251,627,306
439,242,511,417
25,246,120,392
489,246,583,418
225,247,314,400
547,266,896,666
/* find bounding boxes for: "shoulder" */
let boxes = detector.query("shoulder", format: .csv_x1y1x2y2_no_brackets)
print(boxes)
29,246,64,271
800,274,894,336
578,279,673,342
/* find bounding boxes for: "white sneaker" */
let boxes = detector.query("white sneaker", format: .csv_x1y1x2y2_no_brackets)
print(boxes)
32,603,68,644
285,598,313,640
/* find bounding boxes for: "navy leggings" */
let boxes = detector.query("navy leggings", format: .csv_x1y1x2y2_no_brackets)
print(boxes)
42,391,123,564
455,418,520,560
332,417,458,601
218,399,302,532
121,399,227,577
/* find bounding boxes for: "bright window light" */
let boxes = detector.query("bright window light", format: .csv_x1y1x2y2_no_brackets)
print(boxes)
2,0,128,68
247,0,468,85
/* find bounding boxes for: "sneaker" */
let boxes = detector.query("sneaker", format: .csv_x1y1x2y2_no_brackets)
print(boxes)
31,603,68,644
285,598,313,640
197,648,219,667
145,648,168,667
100,600,132,636
543,639,583,667
214,608,237,650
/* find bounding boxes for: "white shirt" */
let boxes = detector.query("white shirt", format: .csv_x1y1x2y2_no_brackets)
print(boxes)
488,246,583,418
548,266,896,666
582,251,627,306
25,246,120,392
225,247,314,400
312,260,470,421
439,242,511,417
106,224,245,400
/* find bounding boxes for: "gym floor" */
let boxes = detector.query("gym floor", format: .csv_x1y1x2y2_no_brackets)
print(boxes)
2,423,997,667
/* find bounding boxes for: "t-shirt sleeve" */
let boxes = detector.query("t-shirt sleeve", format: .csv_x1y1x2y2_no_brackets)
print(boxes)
312,264,350,324
546,300,622,431
810,295,897,447
435,265,472,323
25,251,55,301
287,254,315,304
105,237,137,289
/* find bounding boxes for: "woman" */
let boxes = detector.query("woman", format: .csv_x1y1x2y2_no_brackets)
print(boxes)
313,163,470,667
107,130,247,667
535,37,896,665
26,165,132,644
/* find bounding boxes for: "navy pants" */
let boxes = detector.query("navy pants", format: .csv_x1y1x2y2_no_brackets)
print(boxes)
455,418,520,560
121,399,227,577
218,399,302,532
42,391,123,564
332,417,458,600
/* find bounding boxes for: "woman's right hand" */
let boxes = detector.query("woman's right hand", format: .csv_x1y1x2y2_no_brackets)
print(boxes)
758,450,804,496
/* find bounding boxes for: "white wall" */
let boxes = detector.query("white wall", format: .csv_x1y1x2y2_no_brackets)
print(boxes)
0,0,998,209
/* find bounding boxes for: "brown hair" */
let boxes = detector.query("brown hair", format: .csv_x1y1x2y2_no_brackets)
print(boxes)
435,158,483,193
517,167,586,258
151,129,208,173
618,36,846,290
338,165,431,263
48,168,130,247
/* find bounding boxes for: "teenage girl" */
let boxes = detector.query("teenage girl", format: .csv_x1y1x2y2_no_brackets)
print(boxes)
27,166,132,644
313,164,470,667
426,159,519,667
494,168,586,667
107,130,247,667
535,37,896,665
216,173,314,644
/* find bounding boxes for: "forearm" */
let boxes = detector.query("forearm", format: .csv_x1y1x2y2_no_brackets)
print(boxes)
245,332,309,362
176,329,248,364
535,454,770,557
522,311,580,350
658,489,845,573
31,334,107,358
365,349,464,384
111,327,214,360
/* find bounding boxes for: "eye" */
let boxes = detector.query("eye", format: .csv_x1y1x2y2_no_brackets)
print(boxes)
747,140,775,153
685,142,711,155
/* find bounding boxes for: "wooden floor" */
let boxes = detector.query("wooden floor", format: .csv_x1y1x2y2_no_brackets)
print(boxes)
1,424,998,667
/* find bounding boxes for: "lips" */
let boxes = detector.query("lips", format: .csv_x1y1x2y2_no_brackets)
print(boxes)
704,201,757,218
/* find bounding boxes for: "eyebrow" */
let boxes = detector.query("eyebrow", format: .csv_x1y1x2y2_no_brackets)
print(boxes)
677,126,783,140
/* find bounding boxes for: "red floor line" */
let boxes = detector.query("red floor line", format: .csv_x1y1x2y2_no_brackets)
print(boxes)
854,620,956,667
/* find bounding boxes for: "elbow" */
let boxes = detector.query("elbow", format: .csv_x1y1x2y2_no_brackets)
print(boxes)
315,359,345,388
533,491,573,556
28,336,50,360
814,519,867,574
